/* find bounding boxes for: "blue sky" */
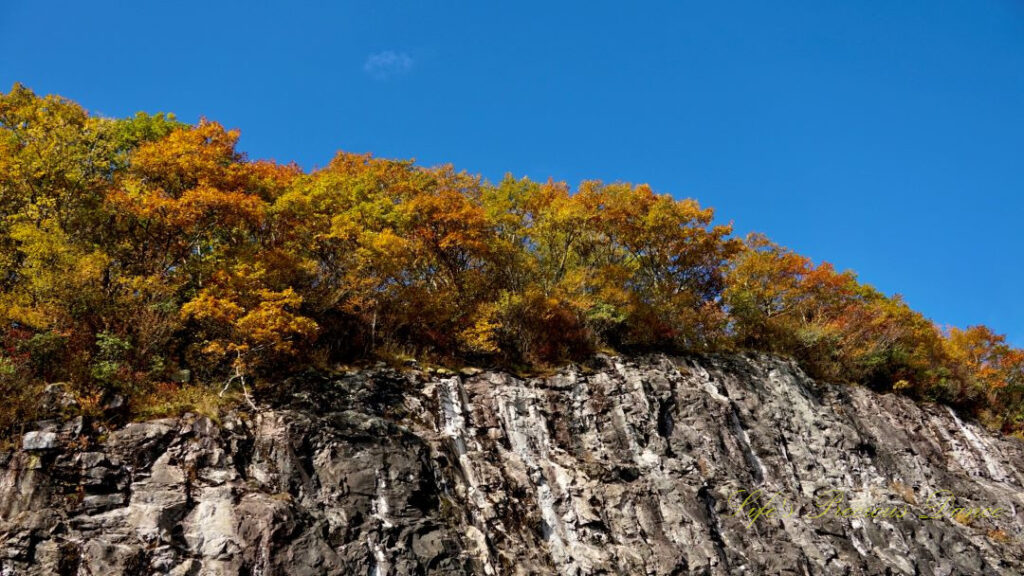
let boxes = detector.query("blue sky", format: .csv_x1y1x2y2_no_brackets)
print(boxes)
2,1,1022,344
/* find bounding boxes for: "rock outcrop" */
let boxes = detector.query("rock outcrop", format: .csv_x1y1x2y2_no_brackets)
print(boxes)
1,354,1022,575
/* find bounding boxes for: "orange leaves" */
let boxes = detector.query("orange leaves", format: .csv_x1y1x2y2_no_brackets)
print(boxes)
400,169,492,291
586,182,739,300
725,233,950,389
245,160,302,201
233,289,319,357
6,83,1024,435
180,289,244,327
944,331,1024,432
130,120,245,196
181,267,319,370
105,121,273,280
944,326,1022,393
175,185,264,229
108,184,263,230
724,230,1024,421
405,184,489,254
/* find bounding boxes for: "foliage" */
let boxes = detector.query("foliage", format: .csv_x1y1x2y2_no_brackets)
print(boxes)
1,83,1022,435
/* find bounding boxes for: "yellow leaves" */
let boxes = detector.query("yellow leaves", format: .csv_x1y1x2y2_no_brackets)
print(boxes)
103,121,277,281
180,264,319,371
5,83,1024,436
725,233,813,322
180,290,244,326
0,86,123,243
174,185,264,229
201,341,233,357
234,288,319,356
459,302,502,355
0,302,52,331
2,218,109,330
130,120,244,196
944,326,1022,393
246,160,302,201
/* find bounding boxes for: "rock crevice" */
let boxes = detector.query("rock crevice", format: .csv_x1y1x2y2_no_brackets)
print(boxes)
1,353,1022,574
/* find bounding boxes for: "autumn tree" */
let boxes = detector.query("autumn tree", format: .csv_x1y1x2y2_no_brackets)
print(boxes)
0,85,181,393
180,265,318,400
2,84,1024,437
577,182,740,350
477,176,596,362
725,233,949,391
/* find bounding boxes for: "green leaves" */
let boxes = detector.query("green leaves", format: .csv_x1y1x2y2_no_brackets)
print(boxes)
0,83,1021,436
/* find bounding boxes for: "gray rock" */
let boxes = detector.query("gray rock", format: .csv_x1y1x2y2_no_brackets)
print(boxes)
0,354,1023,574
104,394,125,410
21,431,58,451
41,383,78,410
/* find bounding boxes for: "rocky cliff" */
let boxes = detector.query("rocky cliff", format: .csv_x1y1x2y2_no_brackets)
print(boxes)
1,354,1022,575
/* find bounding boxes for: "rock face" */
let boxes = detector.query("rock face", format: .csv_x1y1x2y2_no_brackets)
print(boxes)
1,354,1023,575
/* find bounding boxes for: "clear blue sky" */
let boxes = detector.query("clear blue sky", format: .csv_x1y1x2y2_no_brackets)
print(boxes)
2,1,1022,344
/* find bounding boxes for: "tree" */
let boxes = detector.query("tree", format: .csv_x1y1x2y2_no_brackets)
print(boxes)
180,265,318,399
3,84,1024,437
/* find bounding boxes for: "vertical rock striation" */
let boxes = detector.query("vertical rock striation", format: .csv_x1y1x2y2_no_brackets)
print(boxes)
0,354,1022,574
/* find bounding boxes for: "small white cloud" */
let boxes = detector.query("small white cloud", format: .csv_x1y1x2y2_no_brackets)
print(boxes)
364,51,414,80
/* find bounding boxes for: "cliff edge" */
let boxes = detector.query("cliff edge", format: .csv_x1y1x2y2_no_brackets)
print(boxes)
1,354,1022,575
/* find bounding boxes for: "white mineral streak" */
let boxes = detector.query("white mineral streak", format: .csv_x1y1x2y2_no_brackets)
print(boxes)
2,355,1023,575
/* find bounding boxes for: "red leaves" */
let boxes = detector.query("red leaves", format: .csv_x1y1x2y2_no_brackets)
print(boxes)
2,84,1022,434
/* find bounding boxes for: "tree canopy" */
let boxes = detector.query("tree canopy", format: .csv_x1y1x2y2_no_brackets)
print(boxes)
2,84,1022,435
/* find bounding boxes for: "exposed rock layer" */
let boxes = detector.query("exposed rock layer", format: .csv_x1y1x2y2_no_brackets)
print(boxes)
1,354,1023,575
